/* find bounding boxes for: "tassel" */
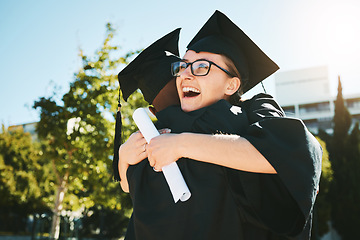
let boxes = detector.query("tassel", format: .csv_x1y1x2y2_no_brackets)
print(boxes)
113,95,122,181
261,81,267,94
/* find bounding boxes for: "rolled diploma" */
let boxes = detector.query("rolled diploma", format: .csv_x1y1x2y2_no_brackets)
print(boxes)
132,108,191,203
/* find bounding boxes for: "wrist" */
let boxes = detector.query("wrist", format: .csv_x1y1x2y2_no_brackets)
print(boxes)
178,133,191,159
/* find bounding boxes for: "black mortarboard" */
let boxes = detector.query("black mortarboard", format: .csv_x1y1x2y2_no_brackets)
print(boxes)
113,28,181,182
119,28,181,104
187,10,279,94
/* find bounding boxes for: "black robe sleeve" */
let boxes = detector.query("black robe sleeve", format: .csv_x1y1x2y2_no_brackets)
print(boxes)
234,93,322,237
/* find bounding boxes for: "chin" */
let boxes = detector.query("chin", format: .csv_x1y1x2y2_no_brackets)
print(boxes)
180,97,209,112
181,105,192,112
180,104,197,112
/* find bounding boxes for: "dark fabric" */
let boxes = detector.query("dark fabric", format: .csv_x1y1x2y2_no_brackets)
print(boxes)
124,94,322,240
239,94,322,236
155,99,248,135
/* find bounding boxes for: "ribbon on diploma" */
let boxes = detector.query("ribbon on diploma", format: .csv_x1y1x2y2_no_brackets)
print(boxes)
132,108,191,203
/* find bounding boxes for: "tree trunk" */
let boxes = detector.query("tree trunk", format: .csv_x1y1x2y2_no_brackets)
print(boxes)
50,174,68,240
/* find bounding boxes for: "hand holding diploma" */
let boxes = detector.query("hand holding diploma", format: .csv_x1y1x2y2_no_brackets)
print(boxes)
132,108,191,203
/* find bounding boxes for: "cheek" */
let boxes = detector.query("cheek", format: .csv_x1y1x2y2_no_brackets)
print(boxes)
204,81,229,103
203,78,227,94
175,78,181,94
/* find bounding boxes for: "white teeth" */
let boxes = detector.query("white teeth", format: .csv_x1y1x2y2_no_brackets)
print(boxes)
182,87,200,93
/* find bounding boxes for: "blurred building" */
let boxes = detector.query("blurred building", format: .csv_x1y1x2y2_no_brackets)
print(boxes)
275,66,360,134
8,122,38,141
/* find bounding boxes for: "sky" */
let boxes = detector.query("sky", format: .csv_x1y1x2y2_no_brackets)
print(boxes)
1,0,360,127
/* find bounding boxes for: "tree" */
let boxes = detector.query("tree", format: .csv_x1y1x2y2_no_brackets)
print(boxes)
33,23,146,239
0,125,49,233
328,76,360,239
333,77,352,141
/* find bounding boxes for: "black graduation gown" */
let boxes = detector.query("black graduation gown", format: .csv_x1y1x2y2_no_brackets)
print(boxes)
123,95,322,240
232,94,322,239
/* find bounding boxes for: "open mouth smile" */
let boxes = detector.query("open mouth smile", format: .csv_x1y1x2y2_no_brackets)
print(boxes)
182,87,200,98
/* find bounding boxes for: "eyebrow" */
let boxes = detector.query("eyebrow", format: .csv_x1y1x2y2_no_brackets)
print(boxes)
181,58,210,62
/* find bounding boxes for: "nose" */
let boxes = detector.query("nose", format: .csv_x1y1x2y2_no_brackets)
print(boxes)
179,64,194,79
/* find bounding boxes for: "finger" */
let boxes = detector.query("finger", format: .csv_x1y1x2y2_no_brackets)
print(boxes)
141,143,146,152
148,157,155,167
153,166,162,172
138,150,148,160
159,128,171,134
130,131,141,138
137,142,147,156
138,131,144,138
135,137,147,153
136,135,148,146
132,130,145,140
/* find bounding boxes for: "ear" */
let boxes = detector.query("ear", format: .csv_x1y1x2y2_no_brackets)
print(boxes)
224,77,241,96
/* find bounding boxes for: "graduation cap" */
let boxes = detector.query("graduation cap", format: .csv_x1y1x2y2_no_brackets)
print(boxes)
119,28,181,104
113,28,181,181
187,10,279,94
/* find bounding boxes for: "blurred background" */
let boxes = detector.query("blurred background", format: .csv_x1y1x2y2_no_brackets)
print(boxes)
1,0,360,239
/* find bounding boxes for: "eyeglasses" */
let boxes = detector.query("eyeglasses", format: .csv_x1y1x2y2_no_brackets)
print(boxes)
171,59,235,77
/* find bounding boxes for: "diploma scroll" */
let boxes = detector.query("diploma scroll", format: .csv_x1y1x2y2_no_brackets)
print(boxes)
132,108,191,203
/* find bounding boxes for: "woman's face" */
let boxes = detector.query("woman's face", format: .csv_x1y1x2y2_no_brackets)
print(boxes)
176,50,239,112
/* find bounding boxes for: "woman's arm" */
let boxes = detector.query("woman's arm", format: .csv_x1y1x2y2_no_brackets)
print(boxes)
118,131,148,192
146,132,277,174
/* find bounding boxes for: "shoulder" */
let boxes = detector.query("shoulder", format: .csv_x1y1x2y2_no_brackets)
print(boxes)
241,93,285,123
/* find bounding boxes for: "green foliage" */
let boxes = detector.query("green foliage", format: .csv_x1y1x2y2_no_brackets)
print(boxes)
32,23,147,237
0,125,50,233
0,126,46,209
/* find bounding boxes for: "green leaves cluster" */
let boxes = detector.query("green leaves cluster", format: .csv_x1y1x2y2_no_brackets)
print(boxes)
0,126,45,209
0,125,51,235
